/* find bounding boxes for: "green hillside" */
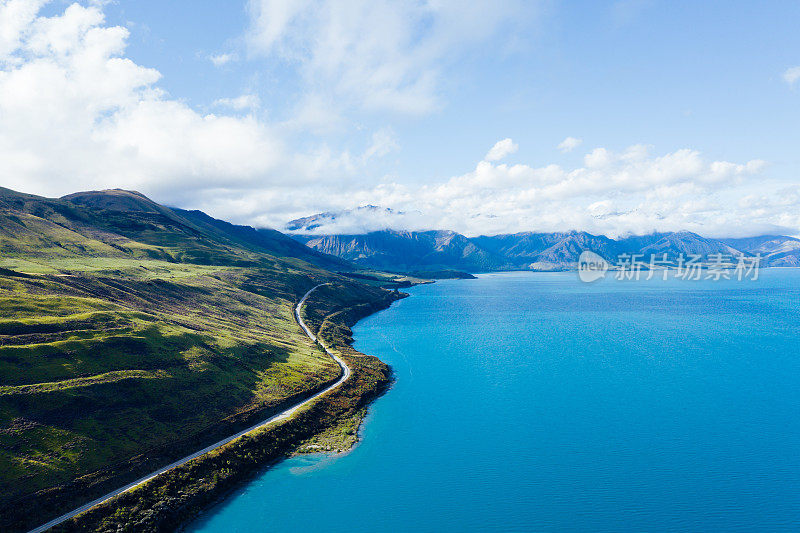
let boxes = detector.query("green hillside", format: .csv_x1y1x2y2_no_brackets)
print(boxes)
0,188,406,531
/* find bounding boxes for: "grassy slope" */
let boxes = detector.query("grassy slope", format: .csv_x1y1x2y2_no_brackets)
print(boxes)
55,281,399,533
0,188,406,531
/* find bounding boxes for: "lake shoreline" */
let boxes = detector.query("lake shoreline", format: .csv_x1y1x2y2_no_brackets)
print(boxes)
55,287,405,533
190,271,800,532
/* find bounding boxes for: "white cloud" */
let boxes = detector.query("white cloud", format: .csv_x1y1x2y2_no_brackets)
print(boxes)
287,205,428,235
0,3,285,200
485,138,518,162
0,2,392,215
275,143,788,239
557,136,582,152
587,200,615,216
212,94,260,110
584,147,612,168
208,52,237,67
1,3,795,242
246,0,526,118
783,66,800,86
0,0,48,62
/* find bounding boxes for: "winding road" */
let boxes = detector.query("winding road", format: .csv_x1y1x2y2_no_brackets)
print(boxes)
29,283,349,533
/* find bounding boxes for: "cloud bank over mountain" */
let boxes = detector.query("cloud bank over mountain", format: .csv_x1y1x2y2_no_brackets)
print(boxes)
0,1,798,239
283,143,791,239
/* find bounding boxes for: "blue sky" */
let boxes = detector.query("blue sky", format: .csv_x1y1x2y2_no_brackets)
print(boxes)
2,0,800,236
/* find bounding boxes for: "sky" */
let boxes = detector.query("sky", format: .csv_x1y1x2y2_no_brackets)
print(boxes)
1,0,799,237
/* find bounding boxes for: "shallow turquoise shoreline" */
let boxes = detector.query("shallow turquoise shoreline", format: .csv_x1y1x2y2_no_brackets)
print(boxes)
192,270,800,532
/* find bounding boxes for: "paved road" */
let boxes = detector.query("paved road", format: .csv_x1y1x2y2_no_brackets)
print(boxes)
29,283,349,533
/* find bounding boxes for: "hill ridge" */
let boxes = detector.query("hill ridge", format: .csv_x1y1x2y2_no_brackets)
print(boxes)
291,227,800,271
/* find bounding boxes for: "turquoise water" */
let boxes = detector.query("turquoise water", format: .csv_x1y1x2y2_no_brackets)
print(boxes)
191,271,800,532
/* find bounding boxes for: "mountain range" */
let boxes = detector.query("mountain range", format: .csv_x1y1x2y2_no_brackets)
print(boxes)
1,187,351,272
288,211,800,272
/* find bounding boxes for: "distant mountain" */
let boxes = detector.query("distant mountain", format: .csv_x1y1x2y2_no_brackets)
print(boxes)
288,210,799,271
473,231,621,269
63,189,181,217
55,188,352,271
297,230,499,271
635,231,741,258
173,208,352,271
0,187,355,274
721,235,800,267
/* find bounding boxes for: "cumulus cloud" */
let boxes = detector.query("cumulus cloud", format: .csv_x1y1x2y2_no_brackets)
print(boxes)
0,0,44,60
0,3,281,198
557,136,582,152
584,147,613,168
0,2,392,214
1,2,795,241
485,138,518,162
246,0,526,117
279,141,788,239
208,52,238,67
783,66,800,86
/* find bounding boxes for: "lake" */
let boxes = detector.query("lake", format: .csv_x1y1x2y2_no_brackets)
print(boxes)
190,270,800,532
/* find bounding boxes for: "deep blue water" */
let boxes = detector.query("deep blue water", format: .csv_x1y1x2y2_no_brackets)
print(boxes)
191,270,800,532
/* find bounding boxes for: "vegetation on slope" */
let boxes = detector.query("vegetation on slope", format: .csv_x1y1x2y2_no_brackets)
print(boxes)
50,277,400,532
0,187,407,532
